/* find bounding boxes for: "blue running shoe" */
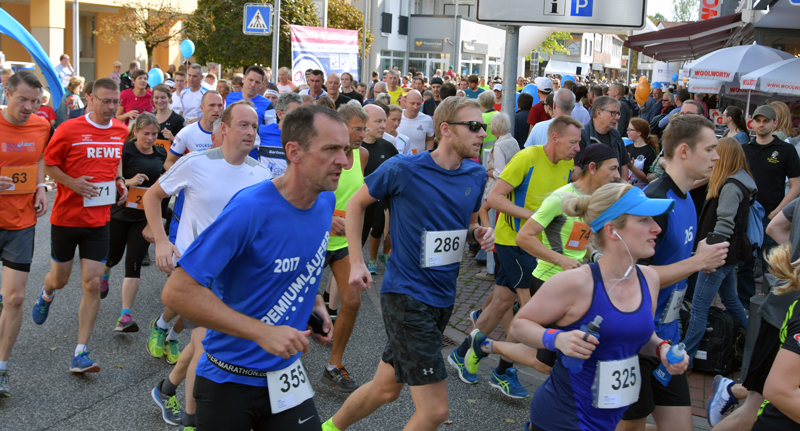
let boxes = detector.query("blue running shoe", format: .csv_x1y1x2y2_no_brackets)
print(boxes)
70,351,101,373
523,422,532,431
31,291,53,325
470,309,482,327
466,329,489,374
448,350,478,384
367,259,379,275
489,367,530,399
379,251,390,267
707,375,737,426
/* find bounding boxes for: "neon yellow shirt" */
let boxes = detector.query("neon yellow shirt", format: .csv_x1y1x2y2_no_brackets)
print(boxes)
495,145,574,246
531,183,590,281
388,88,403,105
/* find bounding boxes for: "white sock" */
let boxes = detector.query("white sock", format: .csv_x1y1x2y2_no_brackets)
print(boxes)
327,364,338,371
156,315,169,330
165,328,179,342
42,288,54,301
75,344,88,356
0,361,7,371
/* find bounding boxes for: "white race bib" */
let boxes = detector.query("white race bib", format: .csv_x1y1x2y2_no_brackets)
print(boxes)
592,355,641,409
659,288,686,324
266,358,314,414
420,229,468,268
83,181,116,207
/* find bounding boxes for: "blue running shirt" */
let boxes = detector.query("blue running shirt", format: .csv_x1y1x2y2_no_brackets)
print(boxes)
363,152,486,307
178,180,335,387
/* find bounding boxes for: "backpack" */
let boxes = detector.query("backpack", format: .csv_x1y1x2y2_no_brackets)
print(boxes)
649,113,667,137
691,306,738,376
622,97,640,118
728,178,766,254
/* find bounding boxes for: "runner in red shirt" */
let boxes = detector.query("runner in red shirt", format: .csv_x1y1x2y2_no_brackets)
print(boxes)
117,69,153,125
0,72,50,397
33,78,129,374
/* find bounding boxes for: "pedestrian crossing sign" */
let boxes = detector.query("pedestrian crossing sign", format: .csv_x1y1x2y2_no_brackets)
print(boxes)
243,3,272,36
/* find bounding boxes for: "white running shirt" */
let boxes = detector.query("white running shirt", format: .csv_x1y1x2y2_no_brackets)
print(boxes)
396,111,434,154
170,121,214,156
383,132,413,155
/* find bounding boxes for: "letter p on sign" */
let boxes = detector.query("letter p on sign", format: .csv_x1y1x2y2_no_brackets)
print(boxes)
571,0,593,17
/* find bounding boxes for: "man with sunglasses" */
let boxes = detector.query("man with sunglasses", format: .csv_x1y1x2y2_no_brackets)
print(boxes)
322,95,493,431
450,115,584,399
580,95,630,181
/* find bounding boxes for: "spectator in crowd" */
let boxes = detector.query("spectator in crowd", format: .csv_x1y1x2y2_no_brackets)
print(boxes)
526,90,574,148
721,106,750,145
36,90,57,127
465,75,484,99
109,61,122,85
626,117,659,189
230,74,243,93
55,76,85,126
55,54,74,87
658,89,690,130
527,77,553,132
641,86,663,122
771,101,800,144
120,60,139,91
580,95,630,180
0,68,12,106
514,92,533,148
608,83,632,135
118,69,153,125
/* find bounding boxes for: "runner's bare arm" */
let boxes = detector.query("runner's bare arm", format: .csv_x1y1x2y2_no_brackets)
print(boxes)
164,152,181,171
516,217,580,270
142,181,180,274
163,268,310,359
486,179,535,220
44,164,99,198
34,154,47,216
345,185,378,291
651,238,728,288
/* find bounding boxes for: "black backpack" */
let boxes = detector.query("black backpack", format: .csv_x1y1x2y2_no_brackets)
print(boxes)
691,306,738,376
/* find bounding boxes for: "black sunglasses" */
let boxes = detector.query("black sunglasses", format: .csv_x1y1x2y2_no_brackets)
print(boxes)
445,121,487,132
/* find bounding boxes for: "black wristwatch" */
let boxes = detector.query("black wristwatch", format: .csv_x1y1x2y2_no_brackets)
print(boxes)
115,176,125,183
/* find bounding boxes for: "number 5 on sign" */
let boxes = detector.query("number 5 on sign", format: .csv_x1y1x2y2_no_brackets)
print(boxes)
420,229,468,268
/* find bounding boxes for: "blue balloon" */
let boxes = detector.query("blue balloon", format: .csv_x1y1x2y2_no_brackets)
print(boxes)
180,39,195,58
147,68,164,88
521,84,540,104
671,73,678,82
563,74,575,83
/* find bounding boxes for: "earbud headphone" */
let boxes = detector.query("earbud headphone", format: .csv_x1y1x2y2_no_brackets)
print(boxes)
613,230,634,278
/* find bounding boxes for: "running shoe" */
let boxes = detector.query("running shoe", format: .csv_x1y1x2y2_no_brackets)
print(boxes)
466,329,489,374
326,306,338,323
447,350,478,384
115,312,139,333
378,251,390,267
151,381,183,425
475,270,495,281
470,309,482,327
148,318,167,358
321,365,359,393
707,375,738,426
164,340,182,365
0,370,9,398
70,351,101,373
31,290,53,325
367,259,379,275
489,367,530,399
178,426,195,431
100,277,109,299
523,422,532,431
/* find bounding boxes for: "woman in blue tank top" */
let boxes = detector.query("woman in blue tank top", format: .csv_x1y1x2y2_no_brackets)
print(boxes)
472,183,689,431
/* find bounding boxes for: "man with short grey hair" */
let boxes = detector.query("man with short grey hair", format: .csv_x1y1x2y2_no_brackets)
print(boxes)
608,82,632,135
364,81,387,105
325,73,351,109
580,95,630,179
525,89,576,148
179,64,208,122
258,92,303,177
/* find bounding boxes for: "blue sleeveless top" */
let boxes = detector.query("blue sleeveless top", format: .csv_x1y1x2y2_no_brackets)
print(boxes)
530,263,656,431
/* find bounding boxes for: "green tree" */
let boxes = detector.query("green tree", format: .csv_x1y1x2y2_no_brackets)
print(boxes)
185,0,319,70
95,0,187,69
648,12,667,24
327,0,373,58
526,31,573,62
672,0,698,21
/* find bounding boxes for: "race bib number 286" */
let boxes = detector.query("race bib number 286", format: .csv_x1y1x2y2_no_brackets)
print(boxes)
420,229,468,268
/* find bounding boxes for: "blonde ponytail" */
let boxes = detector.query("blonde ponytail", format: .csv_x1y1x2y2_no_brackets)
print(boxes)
767,244,800,295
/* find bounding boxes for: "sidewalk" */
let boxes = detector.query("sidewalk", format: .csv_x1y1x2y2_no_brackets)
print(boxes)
447,251,722,430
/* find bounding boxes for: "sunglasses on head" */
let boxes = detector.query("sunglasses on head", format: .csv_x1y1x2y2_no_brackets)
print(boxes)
445,121,487,132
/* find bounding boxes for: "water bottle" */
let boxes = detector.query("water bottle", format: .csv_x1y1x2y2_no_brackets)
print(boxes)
653,343,686,386
562,315,603,373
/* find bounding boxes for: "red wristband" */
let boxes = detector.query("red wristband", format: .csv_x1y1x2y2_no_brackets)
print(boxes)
656,340,672,359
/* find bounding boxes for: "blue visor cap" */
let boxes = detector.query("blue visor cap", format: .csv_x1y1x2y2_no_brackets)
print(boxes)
589,187,675,233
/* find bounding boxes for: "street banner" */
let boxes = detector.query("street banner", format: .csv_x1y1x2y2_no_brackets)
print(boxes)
290,25,359,85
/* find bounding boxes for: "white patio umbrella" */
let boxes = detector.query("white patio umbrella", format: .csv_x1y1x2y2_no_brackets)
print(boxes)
740,57,800,97
687,79,790,104
688,44,794,82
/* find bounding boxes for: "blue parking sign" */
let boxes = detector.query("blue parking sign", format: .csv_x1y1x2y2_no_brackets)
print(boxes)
243,3,272,36
571,0,593,16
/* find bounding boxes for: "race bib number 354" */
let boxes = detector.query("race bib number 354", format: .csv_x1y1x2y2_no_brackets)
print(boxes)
420,229,468,268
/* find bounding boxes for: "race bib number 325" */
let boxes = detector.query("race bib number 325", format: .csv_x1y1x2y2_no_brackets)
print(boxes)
420,229,468,268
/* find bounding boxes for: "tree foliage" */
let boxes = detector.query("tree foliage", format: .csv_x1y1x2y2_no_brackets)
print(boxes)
672,0,699,21
327,0,374,58
648,13,667,24
528,31,573,62
185,0,373,70
95,0,187,70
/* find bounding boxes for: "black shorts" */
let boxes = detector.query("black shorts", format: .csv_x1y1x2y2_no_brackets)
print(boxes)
51,223,110,263
380,292,453,386
194,375,321,431
0,226,35,272
324,247,349,268
495,244,536,291
529,275,545,297
621,354,691,421
742,316,780,395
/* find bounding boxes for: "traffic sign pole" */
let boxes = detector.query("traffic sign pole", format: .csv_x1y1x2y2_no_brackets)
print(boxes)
272,0,281,73
502,25,519,133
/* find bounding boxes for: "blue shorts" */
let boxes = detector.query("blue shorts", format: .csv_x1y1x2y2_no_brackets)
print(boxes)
495,244,535,291
168,216,179,244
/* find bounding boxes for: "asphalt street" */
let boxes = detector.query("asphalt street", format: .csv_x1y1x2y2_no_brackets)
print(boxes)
0,190,533,430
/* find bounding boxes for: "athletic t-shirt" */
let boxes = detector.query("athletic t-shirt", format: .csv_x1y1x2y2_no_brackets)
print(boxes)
257,123,286,178
464,87,485,99
343,89,363,104
396,112,434,154
299,88,327,99
752,299,800,431
111,141,167,223
626,144,657,189
531,183,588,281
387,88,403,105
383,132,413,155
45,114,129,228
361,138,399,177
119,89,153,124
495,145,574,246
527,102,552,127
180,181,335,387
329,148,364,251
179,87,208,120
0,114,50,230
224,92,276,127
364,153,486,307
170,121,213,156
642,174,695,342
158,147,271,253
36,106,56,123
158,111,185,142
